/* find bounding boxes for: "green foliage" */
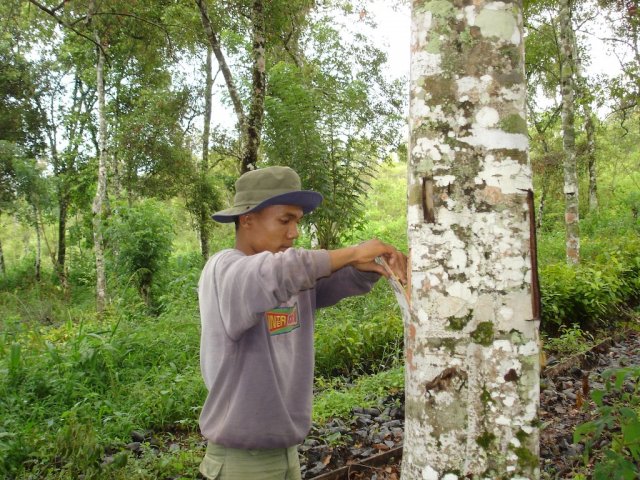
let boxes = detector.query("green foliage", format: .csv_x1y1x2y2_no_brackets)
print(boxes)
542,324,594,356
539,235,640,332
313,366,404,423
574,367,640,480
106,199,174,306
263,17,404,248
315,280,403,377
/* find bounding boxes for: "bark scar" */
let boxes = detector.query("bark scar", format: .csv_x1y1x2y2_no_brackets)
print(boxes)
521,188,541,321
422,176,435,223
424,367,468,399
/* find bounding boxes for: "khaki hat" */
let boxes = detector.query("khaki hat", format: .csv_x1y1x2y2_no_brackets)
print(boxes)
211,166,323,223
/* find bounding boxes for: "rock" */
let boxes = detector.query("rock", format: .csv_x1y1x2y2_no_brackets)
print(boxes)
131,431,146,443
125,442,142,454
306,461,327,476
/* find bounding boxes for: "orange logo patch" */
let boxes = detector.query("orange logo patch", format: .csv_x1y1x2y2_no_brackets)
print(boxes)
266,303,299,336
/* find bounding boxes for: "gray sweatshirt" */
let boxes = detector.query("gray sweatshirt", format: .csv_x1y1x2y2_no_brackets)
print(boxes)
198,247,379,449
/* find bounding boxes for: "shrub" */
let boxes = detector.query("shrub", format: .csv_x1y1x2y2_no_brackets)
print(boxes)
540,236,640,333
314,280,403,377
106,199,174,308
574,366,640,480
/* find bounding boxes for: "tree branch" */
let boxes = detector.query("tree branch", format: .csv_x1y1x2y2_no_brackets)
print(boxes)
194,0,246,128
27,0,108,59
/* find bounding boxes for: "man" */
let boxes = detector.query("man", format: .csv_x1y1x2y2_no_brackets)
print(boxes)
198,166,407,480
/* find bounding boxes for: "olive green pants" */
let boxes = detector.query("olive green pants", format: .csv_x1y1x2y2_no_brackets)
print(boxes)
199,442,302,480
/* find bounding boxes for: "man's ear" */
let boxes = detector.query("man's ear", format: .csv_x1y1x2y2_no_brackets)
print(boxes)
238,213,252,229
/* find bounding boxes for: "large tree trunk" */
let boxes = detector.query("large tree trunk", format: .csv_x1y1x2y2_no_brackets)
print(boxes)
200,44,213,261
404,0,540,478
559,0,580,264
92,32,108,314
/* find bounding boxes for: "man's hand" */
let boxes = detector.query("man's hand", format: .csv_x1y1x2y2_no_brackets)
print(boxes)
329,239,408,284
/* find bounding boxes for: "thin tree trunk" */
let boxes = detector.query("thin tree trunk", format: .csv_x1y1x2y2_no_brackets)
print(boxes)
195,0,246,129
200,44,213,260
404,0,539,477
559,0,580,264
57,195,69,290
242,0,266,172
571,22,598,213
585,110,598,211
196,0,267,173
92,31,108,314
33,204,41,282
0,235,5,275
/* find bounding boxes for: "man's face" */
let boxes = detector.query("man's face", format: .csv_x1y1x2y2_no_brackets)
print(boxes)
239,204,303,254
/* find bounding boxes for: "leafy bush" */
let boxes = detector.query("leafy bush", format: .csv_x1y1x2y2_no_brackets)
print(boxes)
313,366,404,423
540,237,640,333
106,199,174,307
574,366,640,480
315,280,403,377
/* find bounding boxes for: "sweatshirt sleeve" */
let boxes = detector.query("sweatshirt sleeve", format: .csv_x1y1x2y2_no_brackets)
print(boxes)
315,266,381,309
199,248,331,340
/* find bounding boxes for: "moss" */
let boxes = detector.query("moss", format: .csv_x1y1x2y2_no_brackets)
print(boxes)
459,28,474,47
427,337,459,354
499,114,527,135
441,338,458,354
516,429,530,444
446,310,473,331
480,386,493,405
512,445,538,469
476,431,496,449
471,321,494,346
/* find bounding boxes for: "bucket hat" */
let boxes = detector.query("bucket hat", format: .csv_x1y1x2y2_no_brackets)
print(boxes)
211,166,323,223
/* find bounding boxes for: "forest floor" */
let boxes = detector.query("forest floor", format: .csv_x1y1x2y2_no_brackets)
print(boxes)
292,330,640,479
111,330,640,479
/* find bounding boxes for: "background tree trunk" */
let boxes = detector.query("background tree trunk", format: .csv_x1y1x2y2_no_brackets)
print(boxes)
200,44,213,260
0,235,5,275
585,110,598,211
242,0,266,172
559,0,580,264
404,0,540,477
92,32,108,314
33,204,41,282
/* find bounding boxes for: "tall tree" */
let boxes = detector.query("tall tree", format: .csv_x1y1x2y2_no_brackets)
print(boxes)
195,0,315,173
559,0,580,264
404,0,539,477
91,10,109,313
263,17,404,248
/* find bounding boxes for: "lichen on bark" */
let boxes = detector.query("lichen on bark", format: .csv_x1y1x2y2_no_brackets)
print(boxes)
404,0,540,478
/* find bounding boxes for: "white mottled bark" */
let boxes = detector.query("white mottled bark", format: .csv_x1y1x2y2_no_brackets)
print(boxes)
559,0,579,264
92,31,108,314
404,0,540,478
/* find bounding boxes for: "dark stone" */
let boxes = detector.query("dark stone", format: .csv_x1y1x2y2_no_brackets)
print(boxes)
306,462,327,476
125,442,142,454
